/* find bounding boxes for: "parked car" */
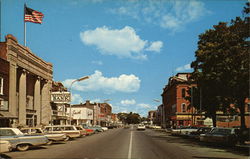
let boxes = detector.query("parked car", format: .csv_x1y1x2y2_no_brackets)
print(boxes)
137,124,146,131
199,127,238,145
179,126,199,136
75,126,87,137
101,127,108,131
44,125,81,140
91,125,104,132
0,140,12,153
170,127,182,136
20,127,68,144
0,128,49,151
188,127,212,139
80,125,95,135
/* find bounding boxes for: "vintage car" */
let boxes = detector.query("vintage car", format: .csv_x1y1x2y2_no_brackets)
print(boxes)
80,125,95,135
74,126,87,137
44,125,81,139
188,127,212,139
20,127,68,144
101,127,108,131
199,127,238,145
179,126,199,136
0,140,12,153
137,124,146,131
170,127,182,136
0,128,49,151
91,125,104,133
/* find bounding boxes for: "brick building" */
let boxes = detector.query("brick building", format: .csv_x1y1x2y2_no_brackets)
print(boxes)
162,73,196,128
0,34,53,127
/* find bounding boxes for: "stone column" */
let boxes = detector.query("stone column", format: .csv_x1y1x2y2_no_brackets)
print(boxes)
41,80,52,125
34,77,41,126
9,62,17,117
18,69,27,126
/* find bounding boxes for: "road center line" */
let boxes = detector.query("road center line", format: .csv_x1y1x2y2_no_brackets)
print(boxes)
128,131,133,159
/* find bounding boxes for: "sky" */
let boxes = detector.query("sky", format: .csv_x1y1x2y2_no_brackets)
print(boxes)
1,0,247,117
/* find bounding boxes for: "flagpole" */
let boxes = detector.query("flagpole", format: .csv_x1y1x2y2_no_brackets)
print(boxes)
24,3,26,46
0,0,2,41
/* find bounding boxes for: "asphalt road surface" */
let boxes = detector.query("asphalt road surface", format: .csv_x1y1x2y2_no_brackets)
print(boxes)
1,126,249,159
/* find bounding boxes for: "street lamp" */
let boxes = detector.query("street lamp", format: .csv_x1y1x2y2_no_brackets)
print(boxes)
69,76,90,125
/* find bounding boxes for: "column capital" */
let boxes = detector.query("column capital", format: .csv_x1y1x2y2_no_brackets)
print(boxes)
21,69,29,74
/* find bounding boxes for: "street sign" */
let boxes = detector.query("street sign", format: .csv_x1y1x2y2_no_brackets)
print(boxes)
51,92,71,103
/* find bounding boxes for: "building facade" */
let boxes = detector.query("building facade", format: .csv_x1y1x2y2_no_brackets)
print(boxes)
162,73,196,128
66,106,93,126
50,81,69,125
0,34,53,127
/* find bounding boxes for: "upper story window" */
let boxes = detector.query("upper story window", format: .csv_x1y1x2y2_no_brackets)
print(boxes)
0,77,3,95
181,103,186,112
181,88,186,98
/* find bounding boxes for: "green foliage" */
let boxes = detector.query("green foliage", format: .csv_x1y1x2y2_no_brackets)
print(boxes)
117,112,141,124
190,3,249,127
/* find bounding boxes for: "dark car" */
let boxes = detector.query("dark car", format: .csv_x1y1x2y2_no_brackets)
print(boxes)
199,127,238,145
188,127,212,139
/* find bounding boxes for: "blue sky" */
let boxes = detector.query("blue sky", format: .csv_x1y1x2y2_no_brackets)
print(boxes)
1,0,247,117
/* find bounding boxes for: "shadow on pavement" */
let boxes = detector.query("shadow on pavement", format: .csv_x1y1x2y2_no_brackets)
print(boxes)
147,130,250,157
0,154,11,159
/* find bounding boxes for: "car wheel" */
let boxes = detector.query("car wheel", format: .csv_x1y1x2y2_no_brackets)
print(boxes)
16,144,29,151
46,140,53,145
64,136,70,141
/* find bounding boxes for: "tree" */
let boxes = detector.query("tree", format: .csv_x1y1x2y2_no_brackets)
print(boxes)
191,3,249,128
117,112,141,124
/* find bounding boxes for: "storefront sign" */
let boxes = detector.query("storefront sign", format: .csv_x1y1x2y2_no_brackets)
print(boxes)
51,92,71,103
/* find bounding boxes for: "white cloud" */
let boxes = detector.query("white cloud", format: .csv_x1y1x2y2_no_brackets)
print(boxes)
175,64,192,72
62,70,141,94
71,93,84,104
146,41,163,52
121,99,136,106
109,0,210,32
91,60,103,65
80,26,163,60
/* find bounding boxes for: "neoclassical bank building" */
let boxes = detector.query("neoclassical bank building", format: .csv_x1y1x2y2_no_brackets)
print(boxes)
0,34,53,127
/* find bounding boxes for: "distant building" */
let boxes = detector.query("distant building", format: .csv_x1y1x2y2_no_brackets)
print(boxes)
70,101,113,126
148,110,157,125
0,34,53,127
66,106,93,126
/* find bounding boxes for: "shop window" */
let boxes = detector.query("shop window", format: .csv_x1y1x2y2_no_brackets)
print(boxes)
0,77,3,95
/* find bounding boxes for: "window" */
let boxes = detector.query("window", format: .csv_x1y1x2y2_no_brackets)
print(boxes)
0,77,3,95
181,103,186,112
0,129,16,136
181,88,186,98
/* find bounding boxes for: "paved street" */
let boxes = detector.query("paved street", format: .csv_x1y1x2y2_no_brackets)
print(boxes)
1,127,249,159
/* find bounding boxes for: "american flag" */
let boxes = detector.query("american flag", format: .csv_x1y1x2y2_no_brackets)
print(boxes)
24,6,44,24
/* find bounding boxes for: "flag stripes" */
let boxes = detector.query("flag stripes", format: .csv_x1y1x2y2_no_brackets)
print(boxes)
25,6,44,24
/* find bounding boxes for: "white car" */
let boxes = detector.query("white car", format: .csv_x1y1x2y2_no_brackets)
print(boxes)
137,124,146,131
0,140,12,153
101,127,108,131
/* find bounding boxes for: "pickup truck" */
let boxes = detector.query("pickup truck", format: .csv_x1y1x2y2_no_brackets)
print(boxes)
0,128,49,151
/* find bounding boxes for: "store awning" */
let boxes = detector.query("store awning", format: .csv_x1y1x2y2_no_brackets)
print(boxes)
0,111,18,118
